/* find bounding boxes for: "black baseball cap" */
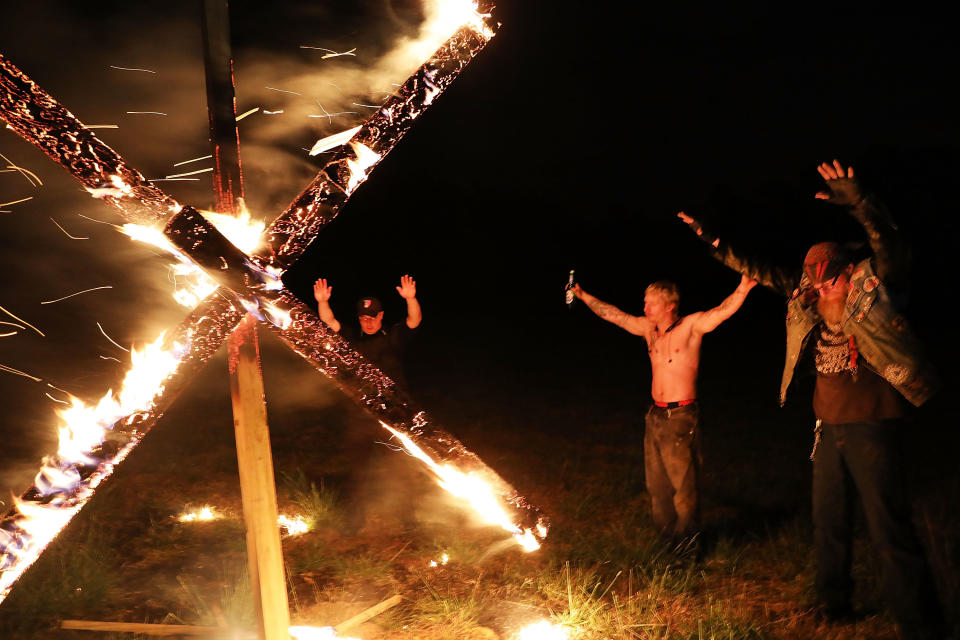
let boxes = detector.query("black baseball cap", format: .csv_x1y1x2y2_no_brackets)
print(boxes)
356,296,382,317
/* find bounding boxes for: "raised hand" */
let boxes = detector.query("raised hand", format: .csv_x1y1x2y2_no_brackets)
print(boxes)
313,277,333,303
396,274,417,299
678,211,719,248
815,159,864,205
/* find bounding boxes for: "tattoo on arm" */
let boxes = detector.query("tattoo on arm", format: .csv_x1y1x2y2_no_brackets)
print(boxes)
586,297,631,326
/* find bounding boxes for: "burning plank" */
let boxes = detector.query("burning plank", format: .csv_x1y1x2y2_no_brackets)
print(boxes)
264,4,498,269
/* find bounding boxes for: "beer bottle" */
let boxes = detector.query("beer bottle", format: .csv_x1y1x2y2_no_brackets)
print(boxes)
564,270,576,308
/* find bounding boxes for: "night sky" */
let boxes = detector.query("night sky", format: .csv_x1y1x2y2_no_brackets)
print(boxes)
2,3,959,498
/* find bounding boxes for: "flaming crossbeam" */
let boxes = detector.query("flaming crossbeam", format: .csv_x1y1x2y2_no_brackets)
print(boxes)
0,54,180,226
265,13,496,269
0,296,244,599
0,0,546,607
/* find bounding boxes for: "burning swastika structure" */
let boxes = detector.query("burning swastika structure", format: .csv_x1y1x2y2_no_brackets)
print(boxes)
0,0,547,606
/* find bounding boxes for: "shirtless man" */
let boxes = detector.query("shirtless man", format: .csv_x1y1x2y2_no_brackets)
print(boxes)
573,275,756,540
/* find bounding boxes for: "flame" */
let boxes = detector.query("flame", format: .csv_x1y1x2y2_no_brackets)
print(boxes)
178,506,219,522
381,424,542,552
514,621,573,640
428,0,496,41
429,552,450,567
120,205,268,309
309,126,362,156
0,331,189,603
289,626,362,640
198,208,265,255
85,174,135,199
278,514,310,536
344,142,381,195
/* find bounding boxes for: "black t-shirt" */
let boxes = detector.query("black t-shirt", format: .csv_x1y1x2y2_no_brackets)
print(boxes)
342,322,416,388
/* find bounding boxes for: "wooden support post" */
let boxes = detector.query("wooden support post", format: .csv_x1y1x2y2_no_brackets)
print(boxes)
201,1,290,639
228,315,290,640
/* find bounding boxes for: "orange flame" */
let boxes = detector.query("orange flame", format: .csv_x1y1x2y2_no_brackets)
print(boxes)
381,423,543,552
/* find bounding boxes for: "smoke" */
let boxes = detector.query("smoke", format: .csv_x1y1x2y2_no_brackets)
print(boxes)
0,0,468,497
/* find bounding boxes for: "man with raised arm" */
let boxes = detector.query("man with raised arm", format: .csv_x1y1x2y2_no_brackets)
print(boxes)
312,274,424,533
573,275,756,542
679,160,944,639
313,274,421,389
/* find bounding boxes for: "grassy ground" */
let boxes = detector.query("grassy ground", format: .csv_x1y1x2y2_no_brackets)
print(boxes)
1,344,957,640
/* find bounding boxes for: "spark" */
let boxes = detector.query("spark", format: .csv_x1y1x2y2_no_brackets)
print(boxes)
40,286,113,305
0,196,33,207
263,110,284,115
299,46,358,60
85,125,119,129
47,383,70,394
99,356,122,363
109,65,157,73
0,152,42,186
0,331,16,338
96,322,130,353
265,86,302,96
0,304,44,336
236,107,259,121
45,393,69,405
150,178,200,182
0,363,42,382
50,218,89,240
173,154,213,167
165,167,213,179
126,111,167,116
309,126,361,156
352,103,382,109
307,112,356,120
1,321,25,330
78,214,121,228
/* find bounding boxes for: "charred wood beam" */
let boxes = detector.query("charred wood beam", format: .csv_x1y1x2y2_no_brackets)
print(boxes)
260,2,498,269
0,53,180,227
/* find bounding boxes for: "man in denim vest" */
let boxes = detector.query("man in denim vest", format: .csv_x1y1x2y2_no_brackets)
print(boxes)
680,160,944,639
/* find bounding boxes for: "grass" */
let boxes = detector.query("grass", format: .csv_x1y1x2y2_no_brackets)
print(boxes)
0,374,956,639
281,468,341,529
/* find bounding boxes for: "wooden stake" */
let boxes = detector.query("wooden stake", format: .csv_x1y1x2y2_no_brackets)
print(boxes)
334,594,403,634
229,315,290,640
60,620,244,637
200,1,290,638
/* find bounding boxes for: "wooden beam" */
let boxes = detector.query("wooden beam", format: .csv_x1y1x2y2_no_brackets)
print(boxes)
229,314,290,640
334,594,403,634
60,620,243,637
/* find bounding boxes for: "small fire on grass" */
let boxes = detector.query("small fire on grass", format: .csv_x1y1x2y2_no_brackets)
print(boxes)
428,552,449,567
514,620,573,640
177,506,219,523
278,514,309,536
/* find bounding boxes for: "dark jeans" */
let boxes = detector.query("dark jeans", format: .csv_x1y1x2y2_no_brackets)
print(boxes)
813,420,943,639
644,403,701,539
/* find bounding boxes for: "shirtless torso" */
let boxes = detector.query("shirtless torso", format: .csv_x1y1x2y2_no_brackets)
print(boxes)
574,274,756,403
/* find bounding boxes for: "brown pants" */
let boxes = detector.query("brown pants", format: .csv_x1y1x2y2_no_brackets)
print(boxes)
644,403,701,539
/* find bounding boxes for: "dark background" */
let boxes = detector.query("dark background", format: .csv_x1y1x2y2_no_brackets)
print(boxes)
1,3,958,506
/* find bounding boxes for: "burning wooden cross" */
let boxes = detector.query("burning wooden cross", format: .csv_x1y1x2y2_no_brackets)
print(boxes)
0,0,547,606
